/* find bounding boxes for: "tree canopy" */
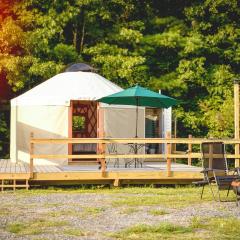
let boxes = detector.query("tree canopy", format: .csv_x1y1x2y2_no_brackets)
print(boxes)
1,0,240,157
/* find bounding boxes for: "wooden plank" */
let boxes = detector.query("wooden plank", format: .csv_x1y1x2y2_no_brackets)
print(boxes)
0,173,30,179
34,165,45,173
188,135,192,166
234,79,240,167
32,170,202,181
13,179,16,191
29,132,34,178
26,179,29,190
31,153,240,160
113,179,120,187
209,143,213,169
166,132,171,177
68,100,73,161
30,137,240,144
0,184,29,188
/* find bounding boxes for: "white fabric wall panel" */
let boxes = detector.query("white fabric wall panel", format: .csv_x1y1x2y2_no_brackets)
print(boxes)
103,107,145,155
11,105,69,165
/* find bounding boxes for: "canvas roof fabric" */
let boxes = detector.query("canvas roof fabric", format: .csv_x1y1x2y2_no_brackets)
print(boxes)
11,72,122,106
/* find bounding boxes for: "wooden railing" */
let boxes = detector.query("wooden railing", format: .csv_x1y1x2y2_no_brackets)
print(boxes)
29,133,240,178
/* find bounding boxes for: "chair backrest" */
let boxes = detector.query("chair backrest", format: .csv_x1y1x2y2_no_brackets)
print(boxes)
201,142,228,174
107,142,117,154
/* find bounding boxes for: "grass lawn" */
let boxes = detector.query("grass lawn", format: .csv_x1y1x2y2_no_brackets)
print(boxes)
0,186,239,240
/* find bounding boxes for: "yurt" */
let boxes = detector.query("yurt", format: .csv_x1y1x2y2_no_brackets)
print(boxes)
10,66,171,166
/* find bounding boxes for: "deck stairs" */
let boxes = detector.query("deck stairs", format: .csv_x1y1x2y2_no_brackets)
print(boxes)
0,178,29,192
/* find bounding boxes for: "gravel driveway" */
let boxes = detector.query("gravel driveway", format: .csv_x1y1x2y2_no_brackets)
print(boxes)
0,188,239,240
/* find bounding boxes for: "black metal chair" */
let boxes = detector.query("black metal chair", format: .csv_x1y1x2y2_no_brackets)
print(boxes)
107,142,120,168
193,142,239,201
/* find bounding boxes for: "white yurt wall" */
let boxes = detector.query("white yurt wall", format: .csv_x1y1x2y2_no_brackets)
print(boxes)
10,105,69,165
10,71,124,166
103,107,145,154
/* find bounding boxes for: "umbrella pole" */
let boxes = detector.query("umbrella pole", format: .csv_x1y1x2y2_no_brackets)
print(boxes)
135,98,139,168
135,97,139,138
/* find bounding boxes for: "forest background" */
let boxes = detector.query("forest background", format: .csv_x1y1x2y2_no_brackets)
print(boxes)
0,0,240,158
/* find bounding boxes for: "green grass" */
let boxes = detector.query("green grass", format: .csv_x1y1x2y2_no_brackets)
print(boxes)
110,186,236,208
149,209,169,216
83,207,106,216
111,194,202,208
63,228,87,237
6,223,26,234
110,217,240,240
110,222,194,240
16,185,201,195
5,219,69,235
49,209,78,218
192,217,240,240
120,207,139,215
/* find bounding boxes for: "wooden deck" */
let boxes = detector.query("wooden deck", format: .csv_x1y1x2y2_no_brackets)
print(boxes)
0,159,203,186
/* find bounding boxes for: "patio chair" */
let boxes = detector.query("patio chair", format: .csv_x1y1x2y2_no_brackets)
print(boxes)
193,142,239,201
107,141,120,168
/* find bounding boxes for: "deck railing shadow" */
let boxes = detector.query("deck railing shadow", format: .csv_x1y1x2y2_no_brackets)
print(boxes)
29,132,240,178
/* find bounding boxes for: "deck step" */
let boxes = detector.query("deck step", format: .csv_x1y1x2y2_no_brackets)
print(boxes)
0,179,29,192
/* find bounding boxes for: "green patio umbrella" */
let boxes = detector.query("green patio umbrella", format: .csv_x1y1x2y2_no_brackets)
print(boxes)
97,85,178,138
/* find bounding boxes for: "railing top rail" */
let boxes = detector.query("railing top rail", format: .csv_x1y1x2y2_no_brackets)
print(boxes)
30,137,240,144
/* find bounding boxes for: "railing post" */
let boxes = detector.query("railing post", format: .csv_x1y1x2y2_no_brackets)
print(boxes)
188,135,192,166
234,79,240,167
100,136,106,174
29,132,34,178
209,143,213,169
166,131,171,177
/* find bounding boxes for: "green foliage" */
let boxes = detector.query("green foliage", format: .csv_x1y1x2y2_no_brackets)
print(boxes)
72,116,85,131
1,0,240,157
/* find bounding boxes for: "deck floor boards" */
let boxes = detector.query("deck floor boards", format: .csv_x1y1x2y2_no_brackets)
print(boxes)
0,159,202,173
0,159,203,184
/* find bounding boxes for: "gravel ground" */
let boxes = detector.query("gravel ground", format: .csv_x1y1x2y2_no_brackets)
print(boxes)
0,190,239,240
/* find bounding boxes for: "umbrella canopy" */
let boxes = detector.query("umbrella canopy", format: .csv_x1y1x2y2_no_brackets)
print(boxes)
97,85,178,138
97,85,178,108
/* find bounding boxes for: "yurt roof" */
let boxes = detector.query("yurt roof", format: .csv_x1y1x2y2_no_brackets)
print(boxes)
11,72,123,106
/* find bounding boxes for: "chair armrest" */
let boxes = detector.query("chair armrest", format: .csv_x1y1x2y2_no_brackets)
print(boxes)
200,168,213,173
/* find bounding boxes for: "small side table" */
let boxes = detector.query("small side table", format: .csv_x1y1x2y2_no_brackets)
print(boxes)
231,180,240,206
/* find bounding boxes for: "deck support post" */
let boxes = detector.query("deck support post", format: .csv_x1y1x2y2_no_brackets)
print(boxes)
188,135,192,166
97,103,106,174
173,116,177,162
234,79,240,167
166,131,171,177
29,132,34,178
100,142,106,174
113,179,120,187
